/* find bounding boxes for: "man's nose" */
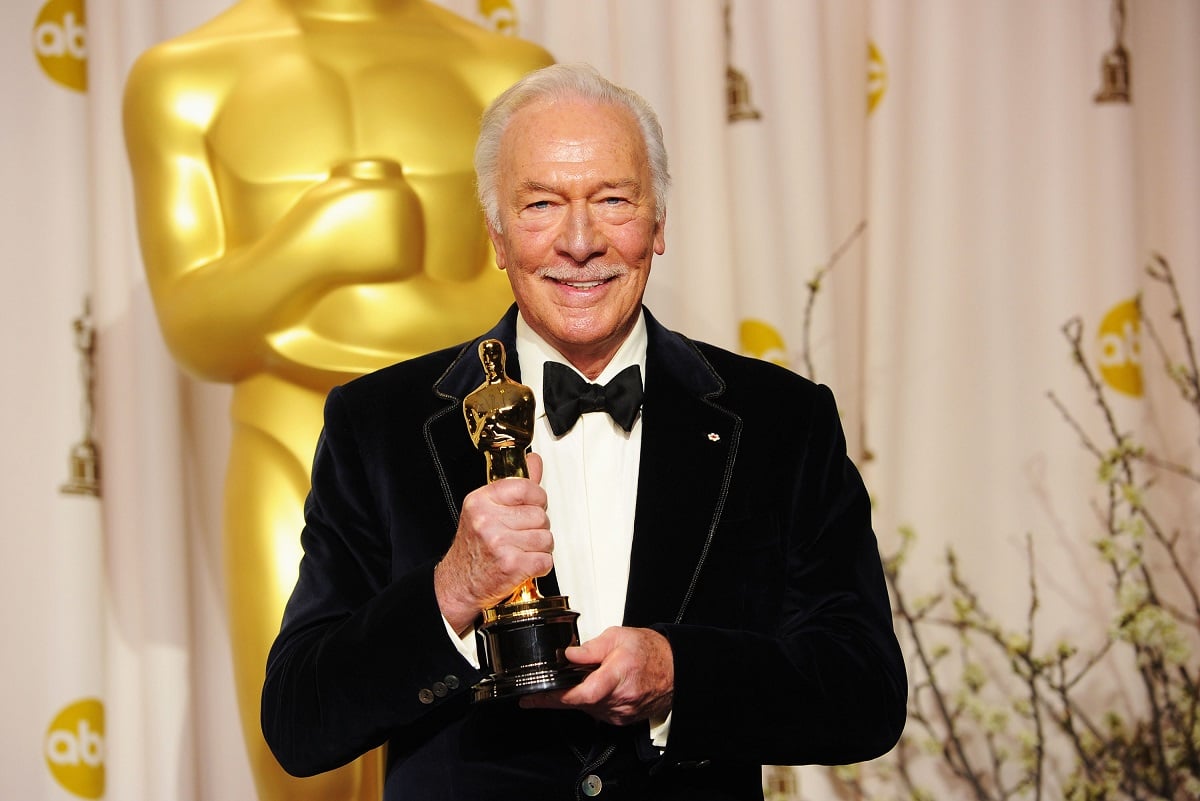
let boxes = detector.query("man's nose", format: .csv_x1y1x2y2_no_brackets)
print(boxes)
555,202,606,263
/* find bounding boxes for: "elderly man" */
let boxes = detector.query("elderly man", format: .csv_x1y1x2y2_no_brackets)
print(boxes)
261,63,906,800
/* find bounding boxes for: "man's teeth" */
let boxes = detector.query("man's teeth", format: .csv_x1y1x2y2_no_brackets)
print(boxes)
564,280,604,289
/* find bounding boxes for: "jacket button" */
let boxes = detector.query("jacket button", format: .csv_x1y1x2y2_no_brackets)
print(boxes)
444,674,461,690
431,681,448,697
581,774,603,796
418,688,435,704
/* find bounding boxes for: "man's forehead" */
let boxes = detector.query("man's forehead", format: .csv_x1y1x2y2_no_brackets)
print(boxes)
504,98,639,145
500,102,645,177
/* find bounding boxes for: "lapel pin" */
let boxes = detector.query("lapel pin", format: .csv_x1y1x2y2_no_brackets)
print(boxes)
707,432,721,442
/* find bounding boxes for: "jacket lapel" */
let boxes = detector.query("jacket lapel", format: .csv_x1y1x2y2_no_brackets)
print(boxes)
623,312,741,627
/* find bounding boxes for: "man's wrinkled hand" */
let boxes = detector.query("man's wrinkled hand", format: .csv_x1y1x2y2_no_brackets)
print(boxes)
519,626,674,727
434,453,550,634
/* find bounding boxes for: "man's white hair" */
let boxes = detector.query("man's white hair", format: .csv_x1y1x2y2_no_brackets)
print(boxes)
474,62,671,231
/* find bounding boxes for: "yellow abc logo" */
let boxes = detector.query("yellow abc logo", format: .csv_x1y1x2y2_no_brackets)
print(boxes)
33,0,87,92
478,0,518,35
1097,298,1143,397
739,319,791,368
44,697,105,799
868,40,888,114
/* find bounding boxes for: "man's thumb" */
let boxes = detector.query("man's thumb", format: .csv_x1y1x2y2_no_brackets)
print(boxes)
526,450,543,484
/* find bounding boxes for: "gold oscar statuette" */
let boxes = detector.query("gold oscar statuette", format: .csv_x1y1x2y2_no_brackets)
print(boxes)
463,339,594,701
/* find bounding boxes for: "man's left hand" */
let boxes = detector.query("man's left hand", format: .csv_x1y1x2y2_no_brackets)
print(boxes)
519,626,673,727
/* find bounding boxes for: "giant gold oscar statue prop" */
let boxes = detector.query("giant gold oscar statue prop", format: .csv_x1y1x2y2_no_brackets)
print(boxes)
463,340,594,701
122,2,552,799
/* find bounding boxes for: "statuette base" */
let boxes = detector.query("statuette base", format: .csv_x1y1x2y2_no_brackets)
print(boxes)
472,595,594,702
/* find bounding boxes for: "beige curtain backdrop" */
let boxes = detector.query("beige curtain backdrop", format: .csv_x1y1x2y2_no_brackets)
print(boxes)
3,1,1196,799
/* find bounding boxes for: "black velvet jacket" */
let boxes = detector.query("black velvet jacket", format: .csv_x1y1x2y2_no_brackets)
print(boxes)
261,306,906,800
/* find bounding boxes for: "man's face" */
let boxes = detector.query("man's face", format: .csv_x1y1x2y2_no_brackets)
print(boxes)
488,98,666,378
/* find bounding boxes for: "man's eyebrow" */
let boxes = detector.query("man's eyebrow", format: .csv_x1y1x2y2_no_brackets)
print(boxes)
517,180,558,195
596,179,641,192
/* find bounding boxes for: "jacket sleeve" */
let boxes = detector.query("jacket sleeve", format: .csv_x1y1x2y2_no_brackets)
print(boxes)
655,383,907,767
260,386,483,777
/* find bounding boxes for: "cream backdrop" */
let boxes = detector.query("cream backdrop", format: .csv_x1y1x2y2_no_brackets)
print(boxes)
3,1,1197,799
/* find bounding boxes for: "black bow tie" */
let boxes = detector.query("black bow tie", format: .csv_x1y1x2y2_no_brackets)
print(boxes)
543,362,644,437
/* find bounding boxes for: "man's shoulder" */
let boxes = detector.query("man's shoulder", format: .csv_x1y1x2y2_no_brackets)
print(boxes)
673,338,845,453
682,336,821,396
644,313,827,415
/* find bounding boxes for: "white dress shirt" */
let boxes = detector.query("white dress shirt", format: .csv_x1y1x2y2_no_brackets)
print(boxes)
515,311,646,643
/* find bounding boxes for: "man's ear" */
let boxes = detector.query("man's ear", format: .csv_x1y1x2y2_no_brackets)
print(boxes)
653,210,667,256
487,223,508,270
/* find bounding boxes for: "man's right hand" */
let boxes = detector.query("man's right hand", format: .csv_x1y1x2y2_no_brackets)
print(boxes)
434,453,552,635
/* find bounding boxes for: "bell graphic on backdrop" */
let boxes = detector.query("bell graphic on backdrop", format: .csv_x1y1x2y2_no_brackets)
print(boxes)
1093,0,1131,104
463,339,594,701
722,0,761,122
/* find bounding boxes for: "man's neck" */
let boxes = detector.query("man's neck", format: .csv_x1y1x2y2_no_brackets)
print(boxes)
560,349,621,382
541,322,643,381
517,310,647,383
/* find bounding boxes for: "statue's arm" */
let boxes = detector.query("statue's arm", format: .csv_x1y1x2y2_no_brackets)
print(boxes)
123,46,419,383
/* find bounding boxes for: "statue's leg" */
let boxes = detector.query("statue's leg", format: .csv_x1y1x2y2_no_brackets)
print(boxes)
224,419,382,801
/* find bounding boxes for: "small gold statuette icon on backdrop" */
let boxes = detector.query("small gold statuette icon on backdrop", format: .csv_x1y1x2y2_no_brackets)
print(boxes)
463,339,594,701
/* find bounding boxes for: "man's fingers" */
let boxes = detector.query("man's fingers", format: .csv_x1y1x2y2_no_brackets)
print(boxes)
485,474,548,510
519,627,674,725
